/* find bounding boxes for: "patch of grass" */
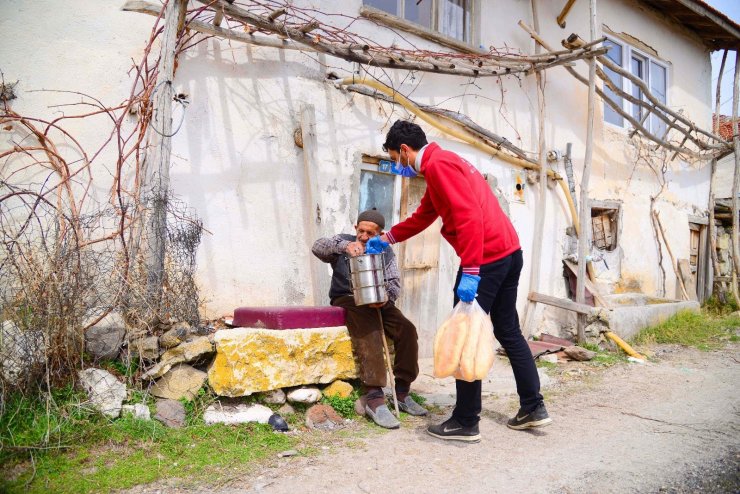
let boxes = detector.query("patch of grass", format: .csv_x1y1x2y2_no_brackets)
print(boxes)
0,387,297,494
702,296,738,316
632,309,740,350
409,392,426,406
321,390,359,418
535,359,557,369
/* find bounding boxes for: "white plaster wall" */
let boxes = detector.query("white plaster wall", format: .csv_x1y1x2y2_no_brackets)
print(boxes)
2,0,716,342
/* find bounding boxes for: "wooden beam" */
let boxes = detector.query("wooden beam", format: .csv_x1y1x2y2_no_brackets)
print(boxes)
731,50,740,307
359,5,486,56
524,0,548,339
557,0,578,29
576,0,597,343
136,0,186,314
122,1,310,52
528,292,597,316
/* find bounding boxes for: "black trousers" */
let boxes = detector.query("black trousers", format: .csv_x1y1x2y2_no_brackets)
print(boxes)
451,250,543,427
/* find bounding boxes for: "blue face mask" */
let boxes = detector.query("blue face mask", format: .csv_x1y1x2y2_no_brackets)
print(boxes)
396,150,417,178
399,164,417,178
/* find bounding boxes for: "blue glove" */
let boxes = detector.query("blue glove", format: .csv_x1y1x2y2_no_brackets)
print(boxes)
399,165,417,178
456,273,480,302
366,236,389,254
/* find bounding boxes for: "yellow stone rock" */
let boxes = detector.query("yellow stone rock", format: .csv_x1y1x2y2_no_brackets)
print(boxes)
208,327,358,397
322,380,354,398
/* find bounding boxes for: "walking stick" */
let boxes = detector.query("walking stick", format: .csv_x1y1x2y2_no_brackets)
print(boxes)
376,308,400,418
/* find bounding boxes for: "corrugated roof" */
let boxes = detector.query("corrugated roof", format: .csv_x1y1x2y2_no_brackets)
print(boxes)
638,0,740,50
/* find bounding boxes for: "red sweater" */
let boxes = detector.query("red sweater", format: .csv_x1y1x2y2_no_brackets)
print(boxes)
386,143,520,275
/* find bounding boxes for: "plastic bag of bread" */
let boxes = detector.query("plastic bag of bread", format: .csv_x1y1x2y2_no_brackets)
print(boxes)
433,301,496,380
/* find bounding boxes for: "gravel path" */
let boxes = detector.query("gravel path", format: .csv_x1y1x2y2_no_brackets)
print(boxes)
124,343,740,494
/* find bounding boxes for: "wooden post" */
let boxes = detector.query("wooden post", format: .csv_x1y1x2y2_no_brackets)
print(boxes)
138,0,185,312
523,0,548,338
731,50,740,306
710,50,728,302
301,105,330,306
576,0,596,343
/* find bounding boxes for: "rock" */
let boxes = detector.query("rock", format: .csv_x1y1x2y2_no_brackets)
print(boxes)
0,320,46,386
287,387,322,404
141,336,214,380
130,336,159,361
277,403,296,415
78,368,127,418
277,449,299,458
85,314,126,361
262,389,286,405
539,353,558,363
121,403,151,420
154,399,186,428
305,404,344,431
208,327,357,397
268,413,289,432
322,380,353,398
564,346,597,361
203,403,273,425
151,364,206,401
159,322,192,349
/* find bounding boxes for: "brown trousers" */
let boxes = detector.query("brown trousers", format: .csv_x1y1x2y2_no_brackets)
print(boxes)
331,295,419,389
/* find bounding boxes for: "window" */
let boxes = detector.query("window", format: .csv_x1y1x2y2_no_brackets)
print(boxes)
603,37,668,135
364,0,473,42
359,162,403,226
591,206,619,251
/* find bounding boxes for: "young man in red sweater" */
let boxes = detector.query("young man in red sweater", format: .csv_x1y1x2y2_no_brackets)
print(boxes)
369,120,551,443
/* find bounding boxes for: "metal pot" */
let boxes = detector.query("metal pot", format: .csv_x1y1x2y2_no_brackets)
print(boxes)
348,253,388,306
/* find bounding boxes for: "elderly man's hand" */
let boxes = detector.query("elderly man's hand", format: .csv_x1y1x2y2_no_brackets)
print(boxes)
346,241,365,257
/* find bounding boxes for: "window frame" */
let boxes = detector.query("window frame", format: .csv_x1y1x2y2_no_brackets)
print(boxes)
602,36,670,135
359,162,402,227
363,0,476,45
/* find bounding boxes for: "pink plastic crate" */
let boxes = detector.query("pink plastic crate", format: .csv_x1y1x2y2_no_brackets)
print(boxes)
232,306,347,330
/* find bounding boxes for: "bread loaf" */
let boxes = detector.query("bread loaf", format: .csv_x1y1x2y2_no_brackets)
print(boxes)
433,313,468,378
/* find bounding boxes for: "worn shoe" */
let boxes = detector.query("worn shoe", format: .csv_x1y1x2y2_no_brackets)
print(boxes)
397,395,428,416
426,417,481,443
366,404,400,429
507,403,552,430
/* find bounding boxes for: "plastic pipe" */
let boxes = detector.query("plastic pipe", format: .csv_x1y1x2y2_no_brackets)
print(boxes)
604,331,645,360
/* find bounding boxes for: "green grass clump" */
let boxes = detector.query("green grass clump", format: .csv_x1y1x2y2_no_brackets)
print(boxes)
321,390,359,418
1,386,296,494
632,309,740,351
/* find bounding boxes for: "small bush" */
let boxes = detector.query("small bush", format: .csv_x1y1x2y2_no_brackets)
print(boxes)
321,390,359,418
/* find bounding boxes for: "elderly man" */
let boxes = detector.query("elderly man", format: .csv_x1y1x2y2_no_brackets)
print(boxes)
312,209,427,429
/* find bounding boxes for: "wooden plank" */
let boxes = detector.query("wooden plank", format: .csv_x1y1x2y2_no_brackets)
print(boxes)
528,292,596,316
300,105,330,306
677,259,698,301
563,259,610,308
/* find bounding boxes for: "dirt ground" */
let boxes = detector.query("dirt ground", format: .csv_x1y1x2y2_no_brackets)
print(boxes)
125,343,740,494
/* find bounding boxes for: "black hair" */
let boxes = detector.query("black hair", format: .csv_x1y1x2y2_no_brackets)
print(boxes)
382,120,428,152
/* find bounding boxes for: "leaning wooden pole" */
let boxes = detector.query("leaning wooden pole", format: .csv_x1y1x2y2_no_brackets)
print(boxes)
576,0,596,343
710,50,729,302
731,50,740,307
523,0,548,338
138,0,184,316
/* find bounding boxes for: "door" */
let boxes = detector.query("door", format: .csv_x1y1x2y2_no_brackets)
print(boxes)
396,177,442,357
